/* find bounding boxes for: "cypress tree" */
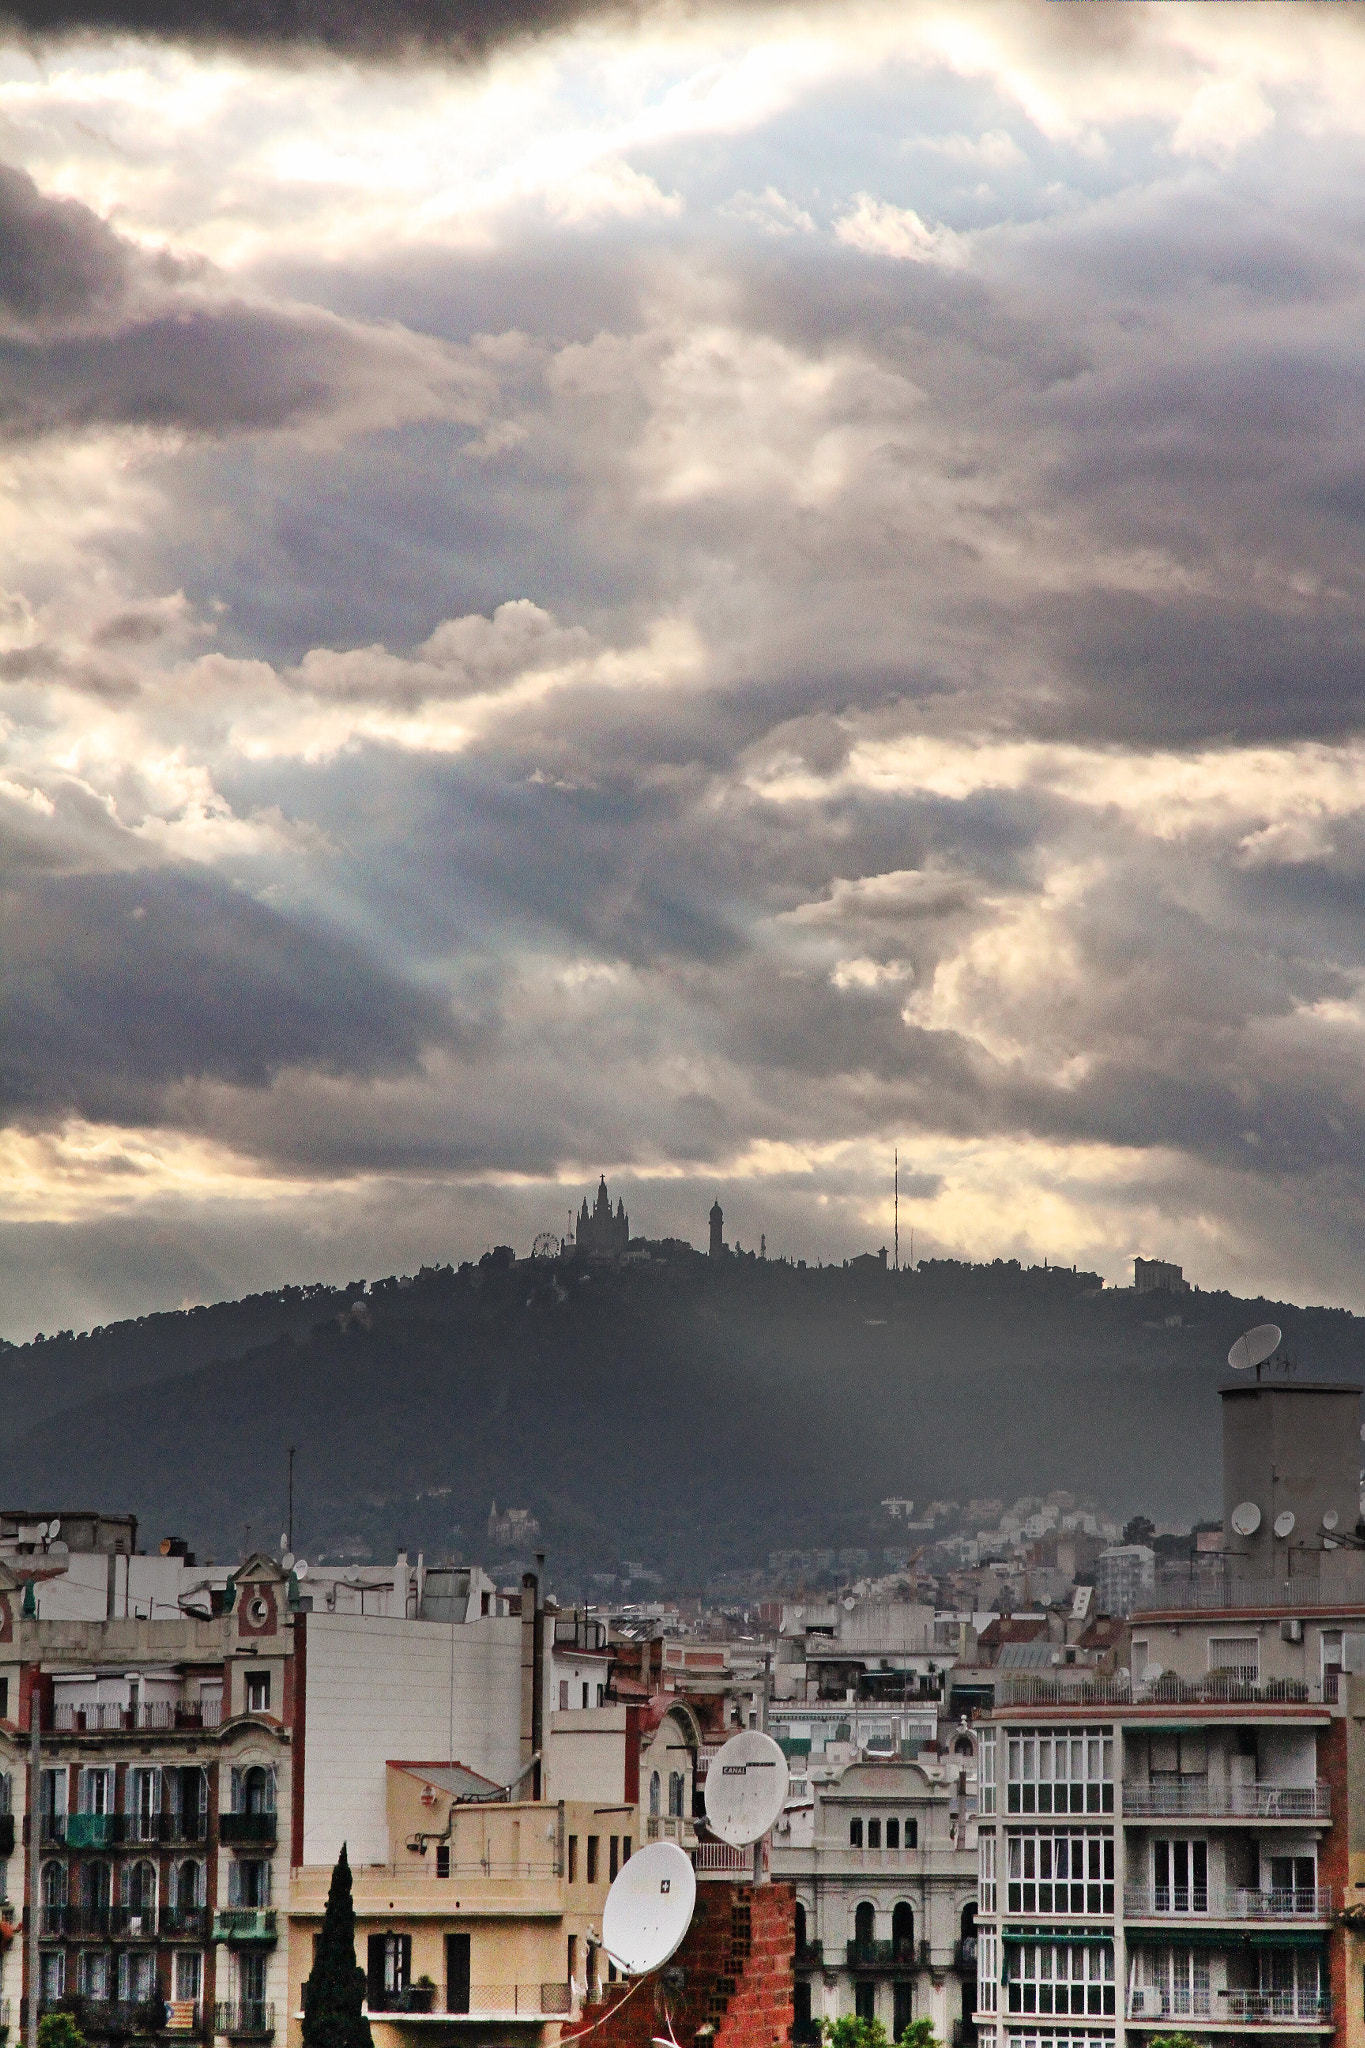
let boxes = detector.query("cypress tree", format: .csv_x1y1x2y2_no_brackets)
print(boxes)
302,1844,373,2048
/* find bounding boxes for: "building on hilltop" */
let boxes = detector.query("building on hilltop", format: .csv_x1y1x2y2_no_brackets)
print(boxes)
710,1199,724,1259
576,1177,629,1258
1133,1257,1189,1294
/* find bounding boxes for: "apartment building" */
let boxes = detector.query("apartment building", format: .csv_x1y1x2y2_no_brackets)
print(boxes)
0,1553,294,2048
775,1744,980,2048
976,1372,1365,2048
286,1766,622,2048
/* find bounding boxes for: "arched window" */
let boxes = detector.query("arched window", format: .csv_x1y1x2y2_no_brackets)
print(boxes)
960,1901,976,1941
84,1859,112,1911
243,1766,270,1815
854,1901,875,1949
954,1733,973,1756
173,1859,204,1918
892,1901,914,1958
794,1902,807,1954
668,1772,684,1818
649,1772,661,1817
41,1859,66,1931
125,1860,157,1915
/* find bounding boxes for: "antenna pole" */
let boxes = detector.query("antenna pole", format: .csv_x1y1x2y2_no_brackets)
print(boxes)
754,1650,771,1887
894,1149,898,1272
287,1445,295,1553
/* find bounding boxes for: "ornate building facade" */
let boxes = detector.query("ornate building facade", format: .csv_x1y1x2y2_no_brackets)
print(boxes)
575,1177,629,1257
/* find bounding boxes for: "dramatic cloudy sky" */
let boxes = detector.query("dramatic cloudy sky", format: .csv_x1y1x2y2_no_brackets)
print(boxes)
4,0,1365,1337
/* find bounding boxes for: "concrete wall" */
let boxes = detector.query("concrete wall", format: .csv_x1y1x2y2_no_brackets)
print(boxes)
301,1613,522,1865
545,1708,628,1807
1221,1384,1362,1572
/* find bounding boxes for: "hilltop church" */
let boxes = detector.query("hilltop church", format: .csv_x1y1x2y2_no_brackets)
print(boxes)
576,1175,629,1257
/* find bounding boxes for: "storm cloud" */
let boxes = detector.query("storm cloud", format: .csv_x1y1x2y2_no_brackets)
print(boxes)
5,1,1365,1335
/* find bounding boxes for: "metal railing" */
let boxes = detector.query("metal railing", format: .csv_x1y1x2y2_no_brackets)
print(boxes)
51,1701,222,1733
1126,1992,1212,2020
1123,1781,1330,1820
692,1841,753,1873
369,1989,436,2014
1138,1563,1365,1613
212,1909,277,1943
440,1986,571,2017
794,1943,824,1971
998,1673,1316,1708
214,2004,275,2037
1124,1887,1332,1920
1221,1990,1331,2023
162,1908,210,1939
645,1817,690,1843
220,1814,278,1846
846,1941,918,1971
39,1999,173,2036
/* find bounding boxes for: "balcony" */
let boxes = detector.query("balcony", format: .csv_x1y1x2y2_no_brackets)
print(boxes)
219,1814,277,1847
644,1818,691,1845
1123,1782,1331,1822
956,1939,978,1974
370,1989,436,2015
39,1999,169,2037
452,1986,572,2018
215,2005,275,2038
51,1701,222,1734
1124,1887,1332,1921
65,1815,126,1850
1221,1991,1331,2025
795,1942,824,1972
212,1910,277,1945
846,1942,918,1972
162,1908,210,1939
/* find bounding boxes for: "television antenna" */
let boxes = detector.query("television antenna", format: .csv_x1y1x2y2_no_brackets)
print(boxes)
1228,1325,1281,1376
600,1841,696,1976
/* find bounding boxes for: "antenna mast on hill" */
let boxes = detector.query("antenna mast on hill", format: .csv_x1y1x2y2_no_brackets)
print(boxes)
894,1148,898,1271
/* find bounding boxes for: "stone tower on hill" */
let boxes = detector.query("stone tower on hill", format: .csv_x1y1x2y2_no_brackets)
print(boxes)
710,1197,724,1259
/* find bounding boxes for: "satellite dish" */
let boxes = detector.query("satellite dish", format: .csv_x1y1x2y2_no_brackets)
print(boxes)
842,1596,856,1611
704,1731,790,1847
1228,1324,1281,1372
601,1841,695,1975
295,1560,309,1580
1144,1662,1164,1683
282,1552,295,1571
1323,1510,1339,1531
35,1522,48,1542
1230,1501,1262,1537
1274,1510,1295,1539
48,1520,60,1540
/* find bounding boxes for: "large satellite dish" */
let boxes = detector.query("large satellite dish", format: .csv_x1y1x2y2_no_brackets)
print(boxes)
704,1731,790,1848
1323,1510,1339,1532
48,1520,60,1540
601,1841,695,1976
1228,1325,1281,1372
1273,1510,1296,1539
1230,1501,1262,1537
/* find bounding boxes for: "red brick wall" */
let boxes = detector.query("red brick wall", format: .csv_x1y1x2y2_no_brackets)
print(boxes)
565,1883,795,2048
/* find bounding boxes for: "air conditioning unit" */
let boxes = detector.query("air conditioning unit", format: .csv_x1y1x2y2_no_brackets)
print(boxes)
1281,1619,1304,1644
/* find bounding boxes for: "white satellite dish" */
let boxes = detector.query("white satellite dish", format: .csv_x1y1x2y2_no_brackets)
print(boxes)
1274,1510,1295,1539
35,1521,48,1542
295,1560,309,1580
48,1520,59,1540
601,1841,695,1976
282,1552,295,1572
1230,1500,1262,1537
1323,1510,1339,1532
1228,1324,1281,1372
1144,1662,1164,1683
704,1731,790,1848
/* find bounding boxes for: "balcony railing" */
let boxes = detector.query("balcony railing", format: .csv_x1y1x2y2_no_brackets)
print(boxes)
644,1817,691,1844
51,1701,222,1734
1221,1991,1331,2024
369,1989,436,2014
1124,1887,1332,1920
795,1942,824,1971
65,1815,127,1850
1123,1782,1331,1821
162,1908,210,1939
39,1999,170,2036
212,1909,276,1944
215,2005,275,2038
998,1674,1315,1708
846,1941,917,1972
692,1841,753,1873
219,1814,277,1847
1126,1992,1212,2020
